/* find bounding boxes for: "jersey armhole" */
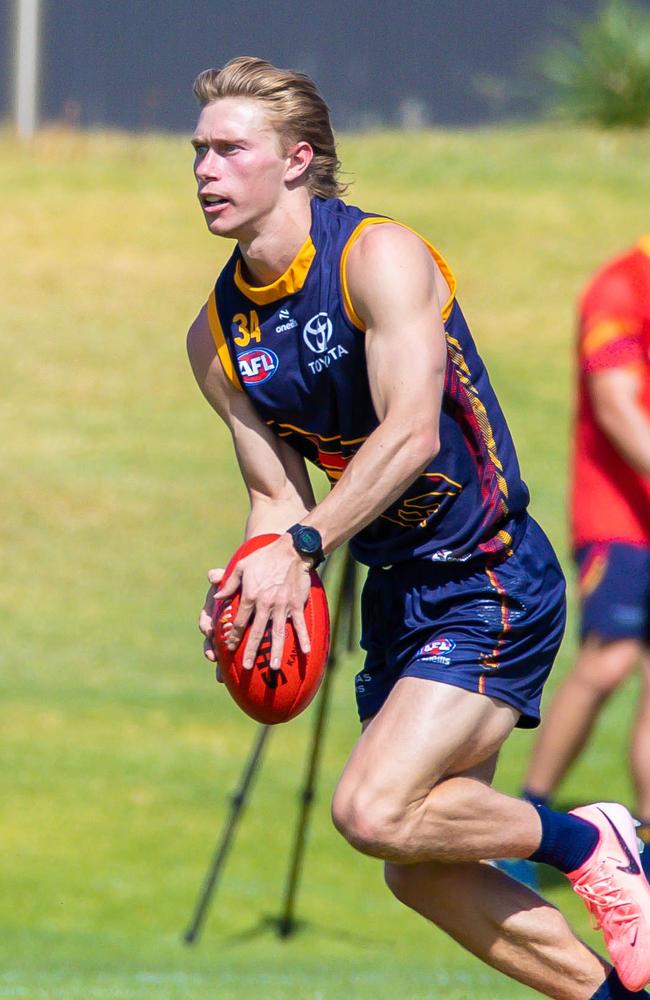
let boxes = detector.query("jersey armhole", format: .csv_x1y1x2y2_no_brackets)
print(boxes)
207,289,243,392
339,217,458,330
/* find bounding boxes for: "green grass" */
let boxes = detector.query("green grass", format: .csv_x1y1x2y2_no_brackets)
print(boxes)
1,123,649,998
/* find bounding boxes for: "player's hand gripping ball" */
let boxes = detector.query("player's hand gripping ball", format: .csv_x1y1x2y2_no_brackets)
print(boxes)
212,534,330,724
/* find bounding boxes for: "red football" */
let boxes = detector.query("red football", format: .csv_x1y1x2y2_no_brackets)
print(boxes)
212,534,330,724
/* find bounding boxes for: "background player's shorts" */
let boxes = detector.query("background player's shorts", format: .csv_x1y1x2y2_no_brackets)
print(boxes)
356,516,566,728
575,542,650,643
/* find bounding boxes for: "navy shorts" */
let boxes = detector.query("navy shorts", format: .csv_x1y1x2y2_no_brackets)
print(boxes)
575,542,650,643
356,516,566,728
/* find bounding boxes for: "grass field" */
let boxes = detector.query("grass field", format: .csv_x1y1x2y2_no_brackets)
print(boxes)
1,123,649,999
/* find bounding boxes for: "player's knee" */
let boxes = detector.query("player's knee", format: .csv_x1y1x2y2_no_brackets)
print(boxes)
331,788,406,858
575,639,640,695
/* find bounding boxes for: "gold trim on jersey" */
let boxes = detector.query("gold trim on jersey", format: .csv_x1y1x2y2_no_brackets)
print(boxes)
339,217,458,330
207,290,243,391
234,236,316,304
446,332,509,508
266,419,367,446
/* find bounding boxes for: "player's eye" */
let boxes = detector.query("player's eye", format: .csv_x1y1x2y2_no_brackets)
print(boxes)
192,143,208,157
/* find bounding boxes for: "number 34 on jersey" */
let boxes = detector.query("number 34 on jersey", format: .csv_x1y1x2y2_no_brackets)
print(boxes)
233,310,261,347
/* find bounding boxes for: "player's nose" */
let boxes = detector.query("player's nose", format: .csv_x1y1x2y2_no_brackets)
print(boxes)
195,149,221,180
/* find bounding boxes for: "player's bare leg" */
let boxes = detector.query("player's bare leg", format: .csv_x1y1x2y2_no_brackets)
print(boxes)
524,637,641,802
331,677,628,997
385,859,607,999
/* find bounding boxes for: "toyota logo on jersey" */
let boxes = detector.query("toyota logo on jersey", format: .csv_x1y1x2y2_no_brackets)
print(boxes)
238,348,279,384
303,312,333,353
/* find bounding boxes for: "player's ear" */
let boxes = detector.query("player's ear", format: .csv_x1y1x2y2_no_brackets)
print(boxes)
285,141,313,183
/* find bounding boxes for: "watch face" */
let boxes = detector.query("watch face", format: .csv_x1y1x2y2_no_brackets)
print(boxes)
296,526,321,553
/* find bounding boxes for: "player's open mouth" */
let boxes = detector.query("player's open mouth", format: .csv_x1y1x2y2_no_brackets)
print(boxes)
201,194,230,213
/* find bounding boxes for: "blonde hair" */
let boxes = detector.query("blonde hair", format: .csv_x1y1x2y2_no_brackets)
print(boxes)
193,56,347,199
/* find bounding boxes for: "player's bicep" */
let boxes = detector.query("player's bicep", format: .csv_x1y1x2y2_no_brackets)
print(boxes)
347,226,447,428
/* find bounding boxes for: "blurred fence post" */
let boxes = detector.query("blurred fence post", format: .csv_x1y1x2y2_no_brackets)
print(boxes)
15,0,41,138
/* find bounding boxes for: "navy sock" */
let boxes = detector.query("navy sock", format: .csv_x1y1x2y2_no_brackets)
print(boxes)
528,803,599,874
522,787,550,810
591,968,649,998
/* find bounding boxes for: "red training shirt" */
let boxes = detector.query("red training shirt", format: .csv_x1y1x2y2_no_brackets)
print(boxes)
571,237,650,547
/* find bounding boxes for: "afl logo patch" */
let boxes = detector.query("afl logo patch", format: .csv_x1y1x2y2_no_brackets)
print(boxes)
417,637,456,665
419,638,456,656
238,348,279,384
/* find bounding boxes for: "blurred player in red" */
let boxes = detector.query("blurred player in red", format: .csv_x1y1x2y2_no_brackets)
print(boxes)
523,238,650,868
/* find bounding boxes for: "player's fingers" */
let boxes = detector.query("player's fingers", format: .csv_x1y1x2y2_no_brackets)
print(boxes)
242,610,270,670
291,607,311,655
227,595,255,650
216,564,241,599
207,568,225,586
203,635,217,662
199,606,214,637
270,606,288,670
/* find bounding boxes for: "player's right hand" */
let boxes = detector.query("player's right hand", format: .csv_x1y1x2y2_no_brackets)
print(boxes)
199,568,225,681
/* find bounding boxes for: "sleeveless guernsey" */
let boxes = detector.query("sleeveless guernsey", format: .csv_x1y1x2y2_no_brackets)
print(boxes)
207,196,529,569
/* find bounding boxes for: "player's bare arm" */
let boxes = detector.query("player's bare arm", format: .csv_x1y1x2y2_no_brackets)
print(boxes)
187,304,316,669
300,223,447,550
589,364,650,476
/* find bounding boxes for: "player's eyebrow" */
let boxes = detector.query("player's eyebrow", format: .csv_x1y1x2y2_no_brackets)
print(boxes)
191,134,249,148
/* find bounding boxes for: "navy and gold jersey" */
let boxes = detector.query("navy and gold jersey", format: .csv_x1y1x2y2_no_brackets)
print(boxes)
207,196,530,568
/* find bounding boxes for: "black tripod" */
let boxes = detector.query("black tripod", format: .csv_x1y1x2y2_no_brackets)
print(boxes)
183,546,358,944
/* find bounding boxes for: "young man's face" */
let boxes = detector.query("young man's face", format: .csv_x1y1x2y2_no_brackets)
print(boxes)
192,97,290,241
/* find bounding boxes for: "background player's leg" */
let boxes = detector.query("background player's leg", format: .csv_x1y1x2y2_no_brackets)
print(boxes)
523,637,641,803
632,650,650,834
332,677,611,996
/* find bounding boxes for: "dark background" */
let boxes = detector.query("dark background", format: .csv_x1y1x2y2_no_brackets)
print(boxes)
2,0,603,130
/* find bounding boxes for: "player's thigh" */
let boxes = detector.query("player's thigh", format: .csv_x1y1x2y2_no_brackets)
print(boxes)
574,634,642,690
334,675,518,813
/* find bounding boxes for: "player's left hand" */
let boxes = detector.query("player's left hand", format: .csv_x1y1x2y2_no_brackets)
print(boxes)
216,534,312,671
199,568,225,680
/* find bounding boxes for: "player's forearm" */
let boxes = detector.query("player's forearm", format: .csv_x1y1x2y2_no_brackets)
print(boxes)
597,402,650,478
302,417,439,553
245,492,313,540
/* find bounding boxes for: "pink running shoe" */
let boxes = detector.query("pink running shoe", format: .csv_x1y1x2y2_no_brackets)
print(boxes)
567,802,650,991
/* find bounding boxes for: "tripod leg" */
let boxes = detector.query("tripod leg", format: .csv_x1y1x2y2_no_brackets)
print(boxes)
183,724,271,944
276,548,357,937
276,650,337,937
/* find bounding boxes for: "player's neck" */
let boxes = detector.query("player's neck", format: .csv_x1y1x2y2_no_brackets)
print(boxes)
238,193,312,287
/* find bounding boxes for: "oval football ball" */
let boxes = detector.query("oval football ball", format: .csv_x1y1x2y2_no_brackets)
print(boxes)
212,534,330,724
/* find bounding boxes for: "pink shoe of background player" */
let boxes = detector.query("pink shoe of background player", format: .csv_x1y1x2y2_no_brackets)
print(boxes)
567,802,650,992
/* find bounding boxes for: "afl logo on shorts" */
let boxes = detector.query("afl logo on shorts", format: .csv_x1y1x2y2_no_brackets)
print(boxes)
417,637,456,665
238,348,279,384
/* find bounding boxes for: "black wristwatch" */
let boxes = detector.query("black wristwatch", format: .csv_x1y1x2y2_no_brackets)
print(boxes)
286,523,325,569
